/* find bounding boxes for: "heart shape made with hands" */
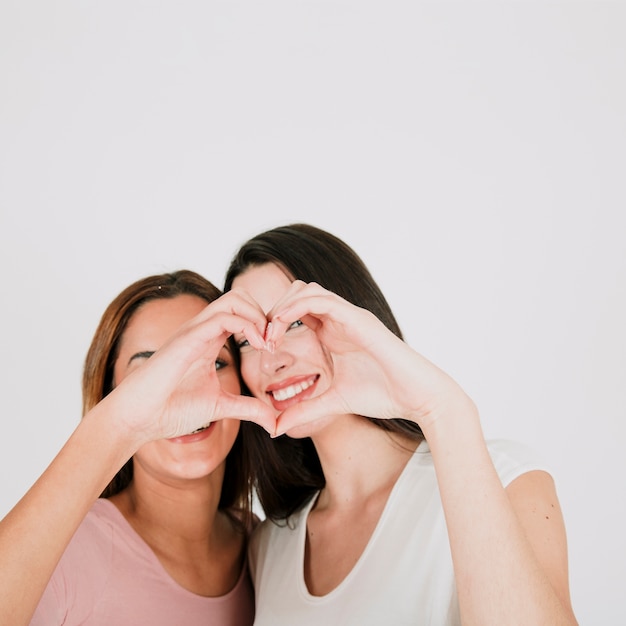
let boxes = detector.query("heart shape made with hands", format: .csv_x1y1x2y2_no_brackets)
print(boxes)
230,279,416,436
246,338,356,439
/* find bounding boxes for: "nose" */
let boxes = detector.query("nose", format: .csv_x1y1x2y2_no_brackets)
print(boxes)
259,344,293,374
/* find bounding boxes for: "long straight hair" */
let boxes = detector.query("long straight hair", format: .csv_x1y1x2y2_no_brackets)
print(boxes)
224,224,423,521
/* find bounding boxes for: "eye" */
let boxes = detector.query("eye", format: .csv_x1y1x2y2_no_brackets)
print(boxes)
287,319,303,331
236,337,250,349
216,347,234,370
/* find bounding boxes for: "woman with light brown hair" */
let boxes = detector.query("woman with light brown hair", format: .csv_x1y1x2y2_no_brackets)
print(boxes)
0,270,275,626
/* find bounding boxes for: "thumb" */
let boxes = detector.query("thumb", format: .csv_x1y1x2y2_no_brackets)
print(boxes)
274,392,346,437
217,392,278,435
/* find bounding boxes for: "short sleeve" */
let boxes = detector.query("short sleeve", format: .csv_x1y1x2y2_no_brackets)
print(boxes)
30,507,114,625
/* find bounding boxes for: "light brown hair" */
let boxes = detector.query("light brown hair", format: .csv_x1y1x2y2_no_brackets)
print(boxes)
82,270,251,523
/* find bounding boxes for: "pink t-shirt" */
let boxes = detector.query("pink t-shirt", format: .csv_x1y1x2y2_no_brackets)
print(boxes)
30,499,254,626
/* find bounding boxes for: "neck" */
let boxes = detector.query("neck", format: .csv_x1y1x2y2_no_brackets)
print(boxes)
109,465,246,598
111,468,226,545
311,415,418,510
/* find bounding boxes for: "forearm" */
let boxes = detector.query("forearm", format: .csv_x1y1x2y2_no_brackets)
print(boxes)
424,411,577,626
0,405,139,625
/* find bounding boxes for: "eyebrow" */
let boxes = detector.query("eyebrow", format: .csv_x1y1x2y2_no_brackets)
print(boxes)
127,350,155,366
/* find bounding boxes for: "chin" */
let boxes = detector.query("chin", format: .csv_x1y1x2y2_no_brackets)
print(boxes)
169,456,227,481
282,414,337,440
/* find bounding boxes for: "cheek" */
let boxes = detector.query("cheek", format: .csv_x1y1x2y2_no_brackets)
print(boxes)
218,368,242,395
132,440,165,468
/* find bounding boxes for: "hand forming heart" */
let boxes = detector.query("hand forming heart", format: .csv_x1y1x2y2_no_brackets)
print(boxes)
245,281,474,439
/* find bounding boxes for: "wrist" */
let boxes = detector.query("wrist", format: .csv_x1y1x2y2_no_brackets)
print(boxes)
415,392,483,447
81,398,146,465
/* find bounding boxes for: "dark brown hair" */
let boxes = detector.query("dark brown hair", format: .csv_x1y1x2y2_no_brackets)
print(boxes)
224,224,423,521
82,270,252,523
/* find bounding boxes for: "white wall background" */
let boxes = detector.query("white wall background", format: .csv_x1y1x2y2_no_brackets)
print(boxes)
1,2,624,622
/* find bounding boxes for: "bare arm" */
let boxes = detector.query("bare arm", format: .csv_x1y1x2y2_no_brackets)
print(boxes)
426,410,577,625
0,404,139,625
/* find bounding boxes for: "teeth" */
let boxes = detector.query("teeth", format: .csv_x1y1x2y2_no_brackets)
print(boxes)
271,379,315,402
190,423,211,434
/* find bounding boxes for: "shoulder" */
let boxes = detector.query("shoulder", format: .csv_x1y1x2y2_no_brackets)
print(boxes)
484,439,552,487
30,500,117,624
248,498,314,577
63,499,119,555
55,499,119,578
412,438,550,487
249,510,301,551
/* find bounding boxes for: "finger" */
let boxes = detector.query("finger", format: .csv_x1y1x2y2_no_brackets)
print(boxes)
216,392,278,435
213,291,270,338
226,287,291,346
274,393,344,437
157,310,267,367
193,289,266,321
179,291,269,346
266,293,337,346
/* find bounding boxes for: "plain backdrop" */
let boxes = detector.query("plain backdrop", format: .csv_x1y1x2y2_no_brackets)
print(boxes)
1,2,624,623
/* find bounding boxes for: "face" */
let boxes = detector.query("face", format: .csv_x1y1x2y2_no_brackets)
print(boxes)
113,294,241,484
232,263,334,437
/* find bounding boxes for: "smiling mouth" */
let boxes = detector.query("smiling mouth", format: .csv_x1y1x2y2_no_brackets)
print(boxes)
270,377,317,402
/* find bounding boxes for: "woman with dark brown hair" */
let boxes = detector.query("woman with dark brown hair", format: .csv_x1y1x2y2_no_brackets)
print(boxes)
0,270,275,626
224,223,579,626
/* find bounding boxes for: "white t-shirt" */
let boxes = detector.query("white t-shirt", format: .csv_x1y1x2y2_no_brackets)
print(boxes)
249,439,548,626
